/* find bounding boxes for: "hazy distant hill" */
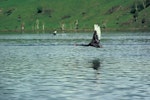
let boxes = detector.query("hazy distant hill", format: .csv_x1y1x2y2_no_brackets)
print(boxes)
0,0,150,32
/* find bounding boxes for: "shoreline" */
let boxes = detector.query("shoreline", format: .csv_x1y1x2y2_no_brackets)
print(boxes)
0,28,150,34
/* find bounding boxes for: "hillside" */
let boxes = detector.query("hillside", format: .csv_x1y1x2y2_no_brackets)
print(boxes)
0,0,150,33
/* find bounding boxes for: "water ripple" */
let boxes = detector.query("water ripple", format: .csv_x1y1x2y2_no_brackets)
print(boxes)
0,33,150,100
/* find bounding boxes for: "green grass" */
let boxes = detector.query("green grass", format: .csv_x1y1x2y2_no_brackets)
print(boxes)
0,0,150,33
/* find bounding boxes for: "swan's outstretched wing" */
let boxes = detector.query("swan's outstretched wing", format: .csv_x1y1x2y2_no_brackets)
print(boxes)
94,24,101,40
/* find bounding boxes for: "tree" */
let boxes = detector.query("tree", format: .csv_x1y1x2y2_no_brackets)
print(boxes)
142,0,146,9
133,11,138,22
146,0,150,7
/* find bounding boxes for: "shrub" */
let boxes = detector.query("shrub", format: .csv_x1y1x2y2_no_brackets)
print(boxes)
37,7,43,14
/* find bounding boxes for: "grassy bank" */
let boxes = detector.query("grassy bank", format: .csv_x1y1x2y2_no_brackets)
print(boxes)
0,0,150,33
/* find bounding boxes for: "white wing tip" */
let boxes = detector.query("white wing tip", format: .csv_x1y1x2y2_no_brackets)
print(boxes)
94,24,101,40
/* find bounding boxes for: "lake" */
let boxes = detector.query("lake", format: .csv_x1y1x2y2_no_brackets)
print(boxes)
0,32,150,100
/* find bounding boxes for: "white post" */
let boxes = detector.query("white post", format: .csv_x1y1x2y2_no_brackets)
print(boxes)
21,22,24,33
42,23,45,33
36,19,39,33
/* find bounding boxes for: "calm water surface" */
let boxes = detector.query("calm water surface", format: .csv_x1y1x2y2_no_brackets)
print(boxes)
0,32,150,100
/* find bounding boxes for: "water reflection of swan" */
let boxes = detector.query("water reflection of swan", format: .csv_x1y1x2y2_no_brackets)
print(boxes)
90,59,102,83
92,59,101,74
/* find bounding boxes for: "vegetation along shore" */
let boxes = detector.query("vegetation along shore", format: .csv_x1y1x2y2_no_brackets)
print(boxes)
0,0,150,33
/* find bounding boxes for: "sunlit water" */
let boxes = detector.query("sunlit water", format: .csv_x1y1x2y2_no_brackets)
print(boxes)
0,32,150,100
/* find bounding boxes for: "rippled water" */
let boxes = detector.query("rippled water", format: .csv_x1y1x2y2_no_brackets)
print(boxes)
0,32,150,100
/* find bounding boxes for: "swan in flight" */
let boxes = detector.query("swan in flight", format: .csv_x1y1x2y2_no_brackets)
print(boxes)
88,24,102,48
